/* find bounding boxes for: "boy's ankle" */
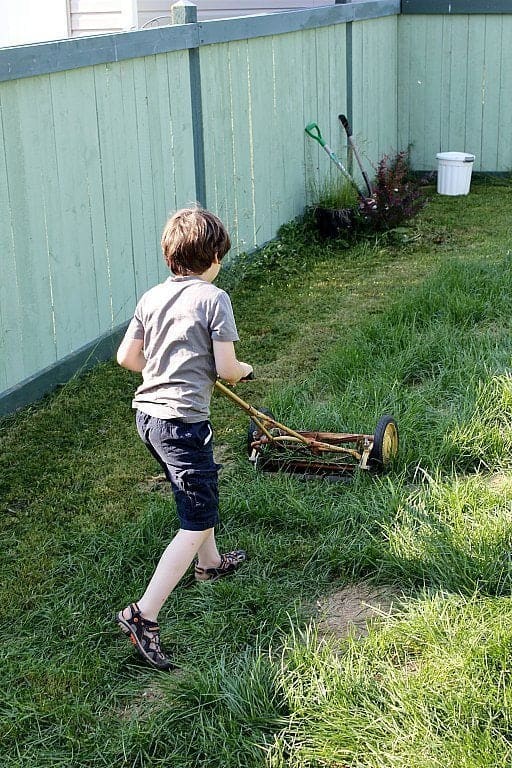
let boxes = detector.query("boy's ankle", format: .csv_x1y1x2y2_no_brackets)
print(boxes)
194,550,247,582
133,602,158,623
196,557,221,570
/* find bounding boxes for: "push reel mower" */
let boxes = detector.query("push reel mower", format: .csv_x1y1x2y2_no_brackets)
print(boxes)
215,378,399,479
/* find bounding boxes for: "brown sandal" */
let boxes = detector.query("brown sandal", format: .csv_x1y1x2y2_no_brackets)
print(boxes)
194,549,247,582
115,603,174,670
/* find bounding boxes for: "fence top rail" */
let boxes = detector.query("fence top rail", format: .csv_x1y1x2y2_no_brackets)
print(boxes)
402,0,512,12
0,0,399,83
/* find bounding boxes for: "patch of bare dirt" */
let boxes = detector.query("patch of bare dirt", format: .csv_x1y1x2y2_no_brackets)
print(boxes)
138,473,172,494
316,582,401,640
117,684,166,721
485,472,512,493
214,443,236,468
137,445,235,495
118,669,186,720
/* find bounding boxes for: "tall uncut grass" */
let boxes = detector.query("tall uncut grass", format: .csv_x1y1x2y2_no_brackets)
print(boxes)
2,179,512,767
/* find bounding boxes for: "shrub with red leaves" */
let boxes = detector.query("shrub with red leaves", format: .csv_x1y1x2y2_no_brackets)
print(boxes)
358,151,428,232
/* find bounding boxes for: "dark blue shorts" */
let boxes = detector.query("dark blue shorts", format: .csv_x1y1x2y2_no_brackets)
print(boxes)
135,410,220,531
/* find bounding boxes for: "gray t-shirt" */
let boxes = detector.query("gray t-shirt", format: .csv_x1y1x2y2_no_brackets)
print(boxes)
124,275,239,422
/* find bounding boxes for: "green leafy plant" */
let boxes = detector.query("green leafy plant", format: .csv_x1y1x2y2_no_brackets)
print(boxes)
315,177,359,210
311,151,429,240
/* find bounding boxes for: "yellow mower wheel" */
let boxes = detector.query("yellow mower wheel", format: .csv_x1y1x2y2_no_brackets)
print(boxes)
369,415,399,468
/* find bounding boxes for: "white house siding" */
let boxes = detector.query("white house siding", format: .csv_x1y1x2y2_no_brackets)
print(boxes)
139,0,334,26
0,0,336,46
69,0,138,36
0,0,69,46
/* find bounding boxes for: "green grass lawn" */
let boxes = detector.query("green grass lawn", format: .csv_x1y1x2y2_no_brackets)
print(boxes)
2,178,512,767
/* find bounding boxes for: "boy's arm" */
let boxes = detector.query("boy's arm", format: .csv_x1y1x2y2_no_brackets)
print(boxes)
117,336,146,372
213,340,252,384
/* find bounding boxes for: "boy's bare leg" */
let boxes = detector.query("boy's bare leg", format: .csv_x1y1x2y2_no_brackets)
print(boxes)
195,528,221,570
131,527,214,622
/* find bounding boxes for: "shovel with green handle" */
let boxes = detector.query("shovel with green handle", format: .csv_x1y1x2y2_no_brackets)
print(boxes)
305,121,368,203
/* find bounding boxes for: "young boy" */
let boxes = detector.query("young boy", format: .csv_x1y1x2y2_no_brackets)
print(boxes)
115,206,253,670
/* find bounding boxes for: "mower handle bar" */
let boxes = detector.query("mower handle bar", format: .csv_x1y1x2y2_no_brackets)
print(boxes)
214,377,364,459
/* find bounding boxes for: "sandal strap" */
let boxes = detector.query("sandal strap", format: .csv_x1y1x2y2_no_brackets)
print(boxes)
195,549,247,581
120,602,161,632
125,602,141,621
220,550,246,567
116,602,171,669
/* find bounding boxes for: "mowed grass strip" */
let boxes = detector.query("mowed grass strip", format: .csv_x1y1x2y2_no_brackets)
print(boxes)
1,178,512,766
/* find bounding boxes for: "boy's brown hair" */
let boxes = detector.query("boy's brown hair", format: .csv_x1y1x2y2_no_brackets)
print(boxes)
161,206,231,275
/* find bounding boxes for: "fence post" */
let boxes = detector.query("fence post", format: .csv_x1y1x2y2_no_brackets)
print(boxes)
171,1,207,207
335,0,353,169
171,0,197,25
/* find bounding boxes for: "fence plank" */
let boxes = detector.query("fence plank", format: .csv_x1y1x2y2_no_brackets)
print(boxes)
269,28,299,237
1,78,57,383
0,95,23,390
446,16,469,152
497,18,512,171
144,54,169,282
200,43,238,241
48,68,108,355
93,61,137,327
302,27,322,203
422,17,444,166
226,39,254,256
403,15,427,166
133,57,160,292
271,31,310,227
352,15,398,178
327,23,347,179
463,16,486,166
119,59,148,301
480,16,502,170
161,49,197,219
247,35,275,246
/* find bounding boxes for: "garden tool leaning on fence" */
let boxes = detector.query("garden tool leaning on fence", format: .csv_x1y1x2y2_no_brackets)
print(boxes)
305,121,376,237
338,114,373,198
305,121,375,207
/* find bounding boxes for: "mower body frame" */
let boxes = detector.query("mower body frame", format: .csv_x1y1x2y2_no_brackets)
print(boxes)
214,380,396,477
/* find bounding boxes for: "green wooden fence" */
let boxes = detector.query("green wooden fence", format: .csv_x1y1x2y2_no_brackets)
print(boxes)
398,12,512,171
1,0,510,414
0,2,399,414
0,51,196,406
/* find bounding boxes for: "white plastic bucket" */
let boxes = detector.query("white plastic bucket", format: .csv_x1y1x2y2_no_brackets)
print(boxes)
436,151,475,196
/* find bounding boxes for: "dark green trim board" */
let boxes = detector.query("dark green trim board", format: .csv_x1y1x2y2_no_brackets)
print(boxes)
0,26,198,83
189,48,206,207
0,0,400,83
345,21,353,139
0,324,128,418
402,0,512,12
345,20,353,172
